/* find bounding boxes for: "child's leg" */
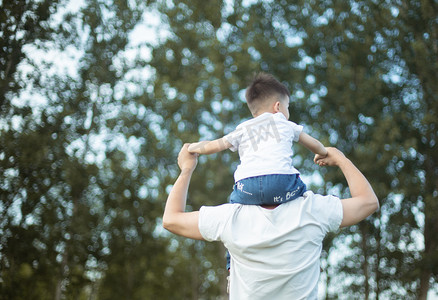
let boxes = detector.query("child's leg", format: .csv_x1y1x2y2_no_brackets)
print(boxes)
229,174,306,205
260,174,306,205
229,177,263,205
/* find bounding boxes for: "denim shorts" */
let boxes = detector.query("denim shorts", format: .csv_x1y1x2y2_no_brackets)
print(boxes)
229,174,306,205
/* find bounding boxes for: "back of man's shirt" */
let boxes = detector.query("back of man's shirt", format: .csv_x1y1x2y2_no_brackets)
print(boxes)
199,191,343,300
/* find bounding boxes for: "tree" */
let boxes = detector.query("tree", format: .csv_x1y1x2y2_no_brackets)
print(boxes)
2,0,436,298
147,0,437,298
268,0,438,298
0,0,174,298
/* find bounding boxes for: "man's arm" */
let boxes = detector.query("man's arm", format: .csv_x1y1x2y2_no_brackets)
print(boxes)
298,132,328,157
315,148,379,228
188,137,232,155
162,144,204,240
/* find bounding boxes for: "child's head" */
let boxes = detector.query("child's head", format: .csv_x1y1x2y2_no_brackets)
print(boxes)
245,72,290,119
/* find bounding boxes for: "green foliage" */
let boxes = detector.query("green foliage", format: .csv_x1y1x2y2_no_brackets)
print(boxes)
1,0,437,299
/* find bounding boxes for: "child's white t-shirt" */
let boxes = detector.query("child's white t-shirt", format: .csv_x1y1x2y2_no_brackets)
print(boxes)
224,112,303,182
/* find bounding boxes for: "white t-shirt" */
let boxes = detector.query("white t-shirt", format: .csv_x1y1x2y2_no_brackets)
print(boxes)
224,112,303,182
199,191,343,300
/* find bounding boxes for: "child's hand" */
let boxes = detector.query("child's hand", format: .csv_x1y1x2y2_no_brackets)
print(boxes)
314,147,328,166
187,143,197,153
314,153,327,166
314,147,346,167
188,141,208,154
188,142,204,153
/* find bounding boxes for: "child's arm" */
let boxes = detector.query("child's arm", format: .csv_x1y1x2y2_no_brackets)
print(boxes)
298,132,328,157
188,137,232,155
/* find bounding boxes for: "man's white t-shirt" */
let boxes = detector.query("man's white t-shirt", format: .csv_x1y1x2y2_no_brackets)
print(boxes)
224,112,303,182
198,191,343,300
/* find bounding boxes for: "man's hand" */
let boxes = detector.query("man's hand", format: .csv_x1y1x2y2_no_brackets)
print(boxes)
314,147,346,167
178,143,199,172
315,146,379,227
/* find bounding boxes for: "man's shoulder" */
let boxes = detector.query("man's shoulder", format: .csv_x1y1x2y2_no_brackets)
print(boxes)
200,203,241,212
300,191,341,206
300,191,343,231
200,203,243,222
199,203,242,241
302,190,330,199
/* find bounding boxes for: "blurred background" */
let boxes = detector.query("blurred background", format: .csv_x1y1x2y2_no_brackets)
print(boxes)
1,0,437,299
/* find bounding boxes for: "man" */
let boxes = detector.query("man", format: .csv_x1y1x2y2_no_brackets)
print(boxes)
163,144,379,299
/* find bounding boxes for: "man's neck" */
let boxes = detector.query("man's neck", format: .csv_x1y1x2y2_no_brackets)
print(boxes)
261,204,281,210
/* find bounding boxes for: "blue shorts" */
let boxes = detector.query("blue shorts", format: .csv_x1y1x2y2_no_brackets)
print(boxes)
229,174,306,205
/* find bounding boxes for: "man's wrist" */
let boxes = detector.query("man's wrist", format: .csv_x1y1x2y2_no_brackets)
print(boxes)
180,168,195,176
337,157,352,169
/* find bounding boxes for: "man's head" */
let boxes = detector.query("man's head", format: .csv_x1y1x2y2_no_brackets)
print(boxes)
245,72,290,119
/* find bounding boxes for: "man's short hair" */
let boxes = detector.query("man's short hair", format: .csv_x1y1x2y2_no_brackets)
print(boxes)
245,73,290,115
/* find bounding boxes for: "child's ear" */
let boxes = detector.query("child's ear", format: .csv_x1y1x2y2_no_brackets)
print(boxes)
273,101,281,112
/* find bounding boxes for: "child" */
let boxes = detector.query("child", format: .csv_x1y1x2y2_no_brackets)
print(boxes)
188,72,328,269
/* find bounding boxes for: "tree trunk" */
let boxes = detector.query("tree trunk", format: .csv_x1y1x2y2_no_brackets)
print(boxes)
361,223,370,300
191,244,199,300
375,213,382,300
55,251,67,300
418,208,435,300
325,266,331,300
220,245,229,299
418,159,438,299
418,271,430,300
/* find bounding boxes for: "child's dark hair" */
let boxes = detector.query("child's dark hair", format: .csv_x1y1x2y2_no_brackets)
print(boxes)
245,73,290,115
